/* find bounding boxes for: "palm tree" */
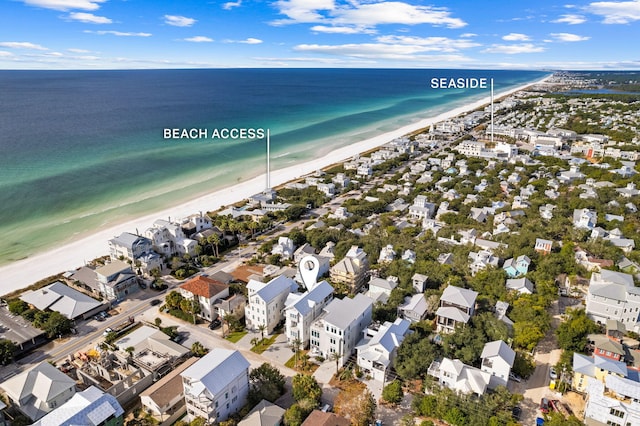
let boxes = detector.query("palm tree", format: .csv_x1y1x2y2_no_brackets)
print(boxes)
250,337,259,347
222,313,235,338
248,220,259,238
258,324,267,341
290,338,302,368
329,351,342,375
207,233,221,257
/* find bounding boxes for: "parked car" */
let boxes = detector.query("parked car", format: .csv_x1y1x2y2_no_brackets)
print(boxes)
549,367,558,380
149,299,161,306
509,372,522,383
540,398,550,414
94,315,105,322
511,406,522,420
103,327,114,336
209,318,221,329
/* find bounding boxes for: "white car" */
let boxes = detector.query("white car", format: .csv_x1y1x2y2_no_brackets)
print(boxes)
549,367,558,380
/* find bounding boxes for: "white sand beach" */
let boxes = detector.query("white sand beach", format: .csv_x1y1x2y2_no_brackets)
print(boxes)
0,76,550,296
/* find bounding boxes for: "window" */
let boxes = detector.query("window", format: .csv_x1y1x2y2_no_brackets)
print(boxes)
225,392,229,399
609,408,624,418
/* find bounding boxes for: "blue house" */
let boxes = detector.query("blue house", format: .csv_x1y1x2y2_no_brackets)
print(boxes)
503,255,531,278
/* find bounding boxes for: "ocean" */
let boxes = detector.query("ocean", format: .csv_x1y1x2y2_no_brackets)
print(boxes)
0,68,548,264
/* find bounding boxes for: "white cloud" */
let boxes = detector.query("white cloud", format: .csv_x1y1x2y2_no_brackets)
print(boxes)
20,0,106,11
164,15,197,27
550,32,591,41
293,42,472,62
310,25,376,34
68,12,112,24
273,0,334,24
482,43,545,54
0,51,14,57
553,14,587,24
68,48,90,53
585,0,640,24
273,1,466,29
224,37,263,44
502,33,530,41
223,0,242,9
332,2,467,29
240,38,263,44
183,36,213,42
85,30,152,37
0,41,48,50
460,33,477,38
376,35,481,51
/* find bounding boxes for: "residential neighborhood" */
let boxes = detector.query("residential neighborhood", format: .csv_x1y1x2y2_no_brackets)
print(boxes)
1,71,640,426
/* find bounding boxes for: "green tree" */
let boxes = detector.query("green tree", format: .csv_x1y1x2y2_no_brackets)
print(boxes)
191,341,209,357
292,374,322,403
248,363,286,404
394,332,441,380
44,311,73,338
556,307,599,352
0,339,16,365
8,299,29,315
283,404,305,426
381,380,403,405
165,291,184,309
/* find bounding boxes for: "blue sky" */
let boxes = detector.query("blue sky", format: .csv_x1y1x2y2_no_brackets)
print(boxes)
1,0,639,69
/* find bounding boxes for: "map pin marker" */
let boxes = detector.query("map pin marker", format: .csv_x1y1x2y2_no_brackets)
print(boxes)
299,255,320,291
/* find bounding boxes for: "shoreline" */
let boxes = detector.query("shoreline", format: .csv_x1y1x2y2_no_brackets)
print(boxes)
0,75,551,296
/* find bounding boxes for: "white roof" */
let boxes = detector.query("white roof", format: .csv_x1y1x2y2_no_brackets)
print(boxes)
20,281,102,320
286,280,333,316
248,275,297,303
435,306,470,324
181,349,250,397
481,340,516,366
323,294,373,330
440,285,478,309
0,362,76,421
33,386,123,426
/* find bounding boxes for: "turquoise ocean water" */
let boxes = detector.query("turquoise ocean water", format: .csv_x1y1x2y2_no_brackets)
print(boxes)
0,69,548,264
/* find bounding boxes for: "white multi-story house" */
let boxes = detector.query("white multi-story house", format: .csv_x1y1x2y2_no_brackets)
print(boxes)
573,208,598,230
179,275,230,322
181,349,250,424
408,195,436,220
378,244,396,264
245,275,298,334
271,236,295,260
366,277,398,303
480,340,516,389
468,250,500,276
146,219,199,257
284,280,334,348
0,362,77,422
428,358,490,396
584,375,640,426
108,232,152,262
32,386,124,426
95,260,138,301
309,294,373,367
435,285,478,334
356,318,411,382
586,270,640,331
397,294,428,323
180,212,213,237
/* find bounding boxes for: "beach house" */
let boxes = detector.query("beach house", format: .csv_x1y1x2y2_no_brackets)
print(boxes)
181,349,250,424
245,275,298,335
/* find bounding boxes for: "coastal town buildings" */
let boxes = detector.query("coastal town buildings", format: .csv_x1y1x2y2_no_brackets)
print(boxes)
181,349,250,424
309,293,373,367
245,275,298,334
179,275,230,322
